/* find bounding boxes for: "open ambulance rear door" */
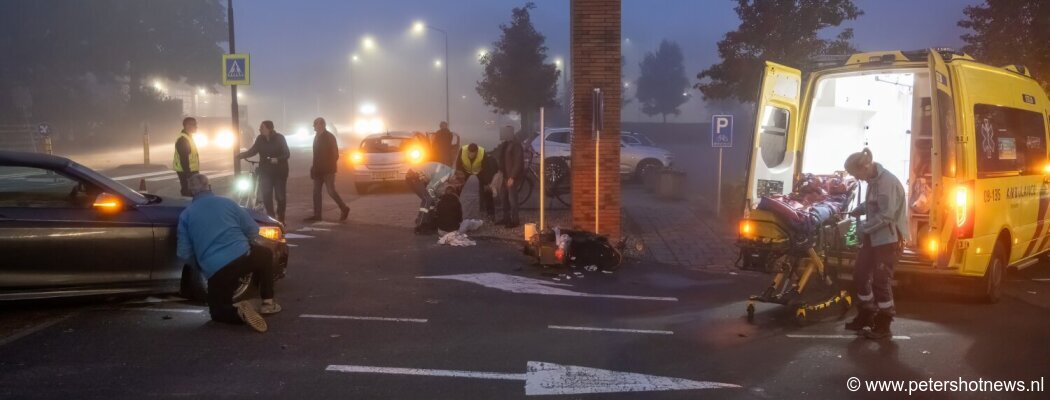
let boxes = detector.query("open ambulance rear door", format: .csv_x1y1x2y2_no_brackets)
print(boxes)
927,49,961,265
745,62,803,210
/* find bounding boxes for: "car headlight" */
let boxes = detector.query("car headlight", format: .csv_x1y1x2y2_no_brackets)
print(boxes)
216,129,236,149
192,132,210,148
258,226,283,242
406,147,425,164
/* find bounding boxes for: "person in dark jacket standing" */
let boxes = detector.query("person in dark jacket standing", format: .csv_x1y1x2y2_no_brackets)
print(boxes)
306,117,349,222
238,120,290,224
173,117,200,197
431,121,455,166
495,125,523,228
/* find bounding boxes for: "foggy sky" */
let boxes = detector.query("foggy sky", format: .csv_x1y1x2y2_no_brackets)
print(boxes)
233,0,980,138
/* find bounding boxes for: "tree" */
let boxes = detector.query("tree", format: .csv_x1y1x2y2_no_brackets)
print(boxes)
0,0,227,126
696,0,862,102
959,0,1050,90
635,40,689,123
476,2,559,136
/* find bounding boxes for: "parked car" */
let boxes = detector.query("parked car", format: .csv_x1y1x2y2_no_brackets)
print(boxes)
527,128,673,178
348,132,429,193
0,150,288,301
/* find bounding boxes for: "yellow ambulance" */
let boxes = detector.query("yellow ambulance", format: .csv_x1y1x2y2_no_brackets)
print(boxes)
741,48,1050,303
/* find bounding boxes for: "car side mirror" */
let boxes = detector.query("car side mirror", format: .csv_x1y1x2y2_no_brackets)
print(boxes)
93,192,124,213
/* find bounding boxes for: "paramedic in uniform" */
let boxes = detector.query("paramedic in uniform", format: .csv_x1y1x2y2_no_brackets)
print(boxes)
843,148,908,340
453,143,497,221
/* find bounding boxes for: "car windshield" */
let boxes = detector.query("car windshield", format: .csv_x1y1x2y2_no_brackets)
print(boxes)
625,134,654,146
67,162,148,205
361,137,411,153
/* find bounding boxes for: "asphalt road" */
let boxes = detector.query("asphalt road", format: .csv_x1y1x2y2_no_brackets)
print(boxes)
1,201,1049,399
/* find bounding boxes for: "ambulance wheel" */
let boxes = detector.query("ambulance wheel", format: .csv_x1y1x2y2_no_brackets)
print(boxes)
746,303,755,323
982,243,1006,304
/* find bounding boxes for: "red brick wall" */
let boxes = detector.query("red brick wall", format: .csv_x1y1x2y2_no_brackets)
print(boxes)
570,0,621,238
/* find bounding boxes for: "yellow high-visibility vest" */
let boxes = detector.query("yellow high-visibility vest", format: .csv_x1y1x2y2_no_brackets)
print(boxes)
459,145,485,175
172,131,200,172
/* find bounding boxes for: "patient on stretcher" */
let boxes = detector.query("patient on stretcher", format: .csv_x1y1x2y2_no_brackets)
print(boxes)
756,172,858,236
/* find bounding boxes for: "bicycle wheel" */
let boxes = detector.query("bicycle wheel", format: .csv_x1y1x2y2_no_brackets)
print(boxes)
546,158,571,207
516,175,534,206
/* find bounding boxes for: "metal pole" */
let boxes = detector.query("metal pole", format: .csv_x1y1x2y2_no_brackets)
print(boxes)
716,148,723,218
539,107,545,231
443,30,450,125
228,0,241,174
143,123,150,165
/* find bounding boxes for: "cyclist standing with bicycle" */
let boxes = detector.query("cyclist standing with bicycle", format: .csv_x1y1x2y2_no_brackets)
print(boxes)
237,120,290,224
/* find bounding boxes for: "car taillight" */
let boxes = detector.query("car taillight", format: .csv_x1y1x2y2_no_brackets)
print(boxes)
350,151,363,165
954,183,974,238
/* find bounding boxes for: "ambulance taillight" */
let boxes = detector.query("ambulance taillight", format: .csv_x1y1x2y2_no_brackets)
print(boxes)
954,183,975,238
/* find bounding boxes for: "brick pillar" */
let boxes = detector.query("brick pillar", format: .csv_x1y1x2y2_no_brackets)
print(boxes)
570,0,621,238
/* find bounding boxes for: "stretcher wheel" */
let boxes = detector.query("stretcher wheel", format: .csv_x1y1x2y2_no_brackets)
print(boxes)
746,303,756,323
794,307,808,326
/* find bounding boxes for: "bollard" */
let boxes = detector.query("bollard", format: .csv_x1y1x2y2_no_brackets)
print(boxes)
138,178,148,193
43,136,53,155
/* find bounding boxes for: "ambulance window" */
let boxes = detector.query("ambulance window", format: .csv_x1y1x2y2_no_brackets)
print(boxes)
936,92,957,178
974,104,1047,175
759,106,789,167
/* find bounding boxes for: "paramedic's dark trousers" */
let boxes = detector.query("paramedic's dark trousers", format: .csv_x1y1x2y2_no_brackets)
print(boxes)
462,169,495,217
312,173,347,218
853,242,898,316
207,249,275,324
177,171,196,197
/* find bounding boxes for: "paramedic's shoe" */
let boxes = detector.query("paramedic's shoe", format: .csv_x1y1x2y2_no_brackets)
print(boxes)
235,301,268,333
339,206,350,222
844,309,875,332
863,313,893,340
259,301,282,315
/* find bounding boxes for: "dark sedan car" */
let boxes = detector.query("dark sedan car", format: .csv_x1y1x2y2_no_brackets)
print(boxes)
0,150,288,301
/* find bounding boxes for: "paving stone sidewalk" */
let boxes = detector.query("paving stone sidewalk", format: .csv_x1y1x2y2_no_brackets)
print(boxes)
621,187,738,273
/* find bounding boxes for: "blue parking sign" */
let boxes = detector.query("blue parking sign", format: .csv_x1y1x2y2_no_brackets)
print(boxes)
711,115,733,148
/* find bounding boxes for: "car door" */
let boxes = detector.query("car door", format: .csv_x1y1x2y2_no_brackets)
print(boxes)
0,165,153,289
620,134,642,173
745,61,803,210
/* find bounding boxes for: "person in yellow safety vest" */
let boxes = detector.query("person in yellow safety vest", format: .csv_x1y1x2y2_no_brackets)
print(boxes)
453,143,498,220
173,117,201,197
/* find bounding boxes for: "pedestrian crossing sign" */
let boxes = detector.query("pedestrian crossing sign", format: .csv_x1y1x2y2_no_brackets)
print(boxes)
222,53,250,85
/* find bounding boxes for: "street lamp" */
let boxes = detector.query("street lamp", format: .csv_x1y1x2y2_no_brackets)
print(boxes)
410,20,450,125
361,36,376,51
349,53,361,116
477,48,488,61
434,59,442,68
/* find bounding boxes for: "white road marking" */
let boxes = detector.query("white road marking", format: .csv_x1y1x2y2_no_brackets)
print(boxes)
300,314,427,323
119,307,204,314
108,170,176,181
326,361,740,396
0,313,76,347
417,273,678,302
297,227,331,232
142,170,221,182
312,221,340,226
786,334,911,340
288,244,299,247
209,171,235,180
285,233,314,239
548,325,674,335
1032,278,1050,282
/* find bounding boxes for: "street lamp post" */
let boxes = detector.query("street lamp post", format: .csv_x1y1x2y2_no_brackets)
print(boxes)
413,22,450,125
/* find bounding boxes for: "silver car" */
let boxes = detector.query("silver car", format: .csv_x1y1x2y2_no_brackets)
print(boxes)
528,128,673,178
348,132,428,193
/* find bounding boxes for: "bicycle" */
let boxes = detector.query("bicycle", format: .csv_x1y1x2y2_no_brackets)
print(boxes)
517,149,571,207
235,158,264,212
